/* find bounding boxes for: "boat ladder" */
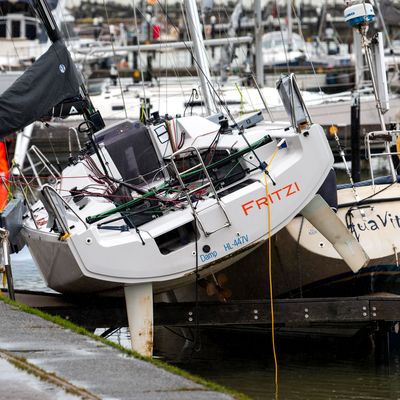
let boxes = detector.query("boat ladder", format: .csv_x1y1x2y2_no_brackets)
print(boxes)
365,130,400,187
170,147,231,236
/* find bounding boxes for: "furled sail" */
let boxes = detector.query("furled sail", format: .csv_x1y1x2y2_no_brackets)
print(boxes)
0,40,82,137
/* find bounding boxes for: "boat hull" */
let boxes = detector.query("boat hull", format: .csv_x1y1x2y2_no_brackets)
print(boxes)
21,122,333,294
22,225,263,294
274,182,400,298
171,182,400,302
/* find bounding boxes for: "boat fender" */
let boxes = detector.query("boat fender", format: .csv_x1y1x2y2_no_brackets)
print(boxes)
0,199,25,253
316,168,338,211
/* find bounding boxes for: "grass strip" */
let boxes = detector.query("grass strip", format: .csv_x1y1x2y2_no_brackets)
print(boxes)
0,295,250,400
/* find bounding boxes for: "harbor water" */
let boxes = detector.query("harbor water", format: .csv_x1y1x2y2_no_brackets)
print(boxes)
10,247,400,400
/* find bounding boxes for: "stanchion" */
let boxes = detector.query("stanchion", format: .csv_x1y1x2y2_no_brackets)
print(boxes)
351,91,361,183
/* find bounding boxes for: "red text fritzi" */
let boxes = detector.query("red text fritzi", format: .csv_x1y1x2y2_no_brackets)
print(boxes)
241,182,300,216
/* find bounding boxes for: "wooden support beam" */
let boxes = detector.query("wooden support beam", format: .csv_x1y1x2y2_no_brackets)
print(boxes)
154,298,372,326
7,291,400,330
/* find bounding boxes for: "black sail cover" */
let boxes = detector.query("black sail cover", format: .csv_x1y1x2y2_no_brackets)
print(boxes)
0,40,82,137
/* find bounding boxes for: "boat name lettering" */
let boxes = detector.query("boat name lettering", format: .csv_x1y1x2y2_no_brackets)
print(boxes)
241,182,300,216
224,234,249,252
349,211,400,241
200,251,218,262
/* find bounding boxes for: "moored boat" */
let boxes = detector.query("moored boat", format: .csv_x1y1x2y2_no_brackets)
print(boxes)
0,0,369,356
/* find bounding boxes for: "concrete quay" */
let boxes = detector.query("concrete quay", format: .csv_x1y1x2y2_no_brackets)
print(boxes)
0,300,237,400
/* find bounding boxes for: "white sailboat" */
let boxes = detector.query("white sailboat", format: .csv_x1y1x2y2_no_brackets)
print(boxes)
1,0,368,356
270,1,400,298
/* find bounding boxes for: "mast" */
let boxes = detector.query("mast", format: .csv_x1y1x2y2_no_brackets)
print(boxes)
344,1,396,181
184,0,217,115
33,0,105,133
33,0,61,42
287,0,292,51
255,0,263,86
353,29,363,90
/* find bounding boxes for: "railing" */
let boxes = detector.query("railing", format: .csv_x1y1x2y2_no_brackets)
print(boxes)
26,145,61,190
365,130,400,186
170,146,231,236
41,185,88,236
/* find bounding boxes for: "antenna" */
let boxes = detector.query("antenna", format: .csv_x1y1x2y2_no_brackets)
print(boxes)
344,0,396,182
344,1,388,130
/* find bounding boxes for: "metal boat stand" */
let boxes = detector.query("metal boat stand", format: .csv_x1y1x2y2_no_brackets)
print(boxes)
0,228,15,301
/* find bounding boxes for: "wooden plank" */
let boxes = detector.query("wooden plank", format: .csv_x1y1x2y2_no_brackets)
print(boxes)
10,290,400,329
154,299,372,326
369,298,400,321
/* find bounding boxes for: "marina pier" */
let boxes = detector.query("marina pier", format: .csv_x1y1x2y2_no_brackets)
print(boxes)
2,0,400,397
0,296,239,400
8,289,400,340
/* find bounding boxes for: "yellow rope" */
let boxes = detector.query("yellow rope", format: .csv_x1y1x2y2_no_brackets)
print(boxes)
234,83,245,116
396,136,400,160
264,147,280,400
140,101,146,123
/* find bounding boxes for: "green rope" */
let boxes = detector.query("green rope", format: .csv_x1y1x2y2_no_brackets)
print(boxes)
86,135,271,224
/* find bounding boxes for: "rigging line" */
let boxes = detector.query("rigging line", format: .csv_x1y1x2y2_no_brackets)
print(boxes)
130,0,149,120
102,0,128,120
275,0,290,74
164,326,194,342
375,0,400,80
199,9,217,113
160,2,193,115
179,1,206,116
167,58,193,112
219,6,258,111
209,7,241,111
152,11,196,114
156,0,164,114
156,0,238,125
327,12,344,45
47,134,61,173
56,4,71,47
146,0,165,114
333,127,364,217
347,179,397,209
179,1,208,116
199,7,220,99
184,2,219,114
219,4,274,120
291,1,323,96
59,6,83,70
296,216,304,299
193,217,202,353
